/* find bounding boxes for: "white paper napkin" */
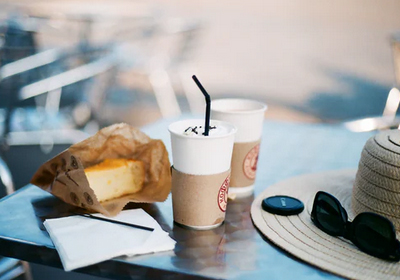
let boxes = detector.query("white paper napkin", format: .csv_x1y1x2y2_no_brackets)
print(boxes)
44,209,176,271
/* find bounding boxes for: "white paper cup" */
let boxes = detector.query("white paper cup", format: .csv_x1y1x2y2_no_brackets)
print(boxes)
169,119,236,230
211,99,267,196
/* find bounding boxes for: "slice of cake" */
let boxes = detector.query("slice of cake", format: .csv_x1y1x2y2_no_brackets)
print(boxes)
85,158,145,202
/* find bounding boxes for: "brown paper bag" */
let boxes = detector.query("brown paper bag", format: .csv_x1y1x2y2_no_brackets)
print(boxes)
30,123,172,216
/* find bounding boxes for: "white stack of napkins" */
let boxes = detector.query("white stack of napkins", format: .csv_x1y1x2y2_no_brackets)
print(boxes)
44,209,176,271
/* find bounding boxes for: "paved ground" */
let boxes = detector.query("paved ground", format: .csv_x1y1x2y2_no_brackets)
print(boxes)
157,0,400,105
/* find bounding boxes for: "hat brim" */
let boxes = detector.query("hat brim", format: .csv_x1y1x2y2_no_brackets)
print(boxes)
251,169,400,280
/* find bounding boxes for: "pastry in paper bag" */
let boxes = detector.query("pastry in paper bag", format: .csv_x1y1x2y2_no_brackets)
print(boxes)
30,123,171,216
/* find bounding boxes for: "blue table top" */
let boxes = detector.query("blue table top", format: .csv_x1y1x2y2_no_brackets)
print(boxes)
0,118,376,279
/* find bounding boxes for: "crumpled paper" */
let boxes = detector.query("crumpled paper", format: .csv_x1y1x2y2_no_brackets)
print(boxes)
31,123,172,216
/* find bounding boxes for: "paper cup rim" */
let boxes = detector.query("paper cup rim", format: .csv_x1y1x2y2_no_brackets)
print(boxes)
251,169,400,280
168,119,237,140
211,98,267,115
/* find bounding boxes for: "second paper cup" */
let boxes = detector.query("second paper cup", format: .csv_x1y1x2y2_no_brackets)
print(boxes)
211,99,267,196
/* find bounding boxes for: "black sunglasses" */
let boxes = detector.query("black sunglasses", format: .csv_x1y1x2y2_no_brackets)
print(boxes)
311,191,400,261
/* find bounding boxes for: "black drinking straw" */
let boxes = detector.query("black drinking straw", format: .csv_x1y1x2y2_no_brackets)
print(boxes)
75,213,154,232
192,75,211,136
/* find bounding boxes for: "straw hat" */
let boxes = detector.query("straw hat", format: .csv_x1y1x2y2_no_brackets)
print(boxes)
251,130,400,280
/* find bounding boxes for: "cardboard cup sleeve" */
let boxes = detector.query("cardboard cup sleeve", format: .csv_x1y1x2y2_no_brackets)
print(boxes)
230,140,261,188
30,123,172,216
171,167,230,228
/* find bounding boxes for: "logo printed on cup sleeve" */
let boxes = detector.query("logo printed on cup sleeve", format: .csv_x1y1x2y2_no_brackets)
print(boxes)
243,144,260,180
218,175,230,212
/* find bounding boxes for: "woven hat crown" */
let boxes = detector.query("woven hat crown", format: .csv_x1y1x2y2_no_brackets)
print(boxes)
352,129,400,231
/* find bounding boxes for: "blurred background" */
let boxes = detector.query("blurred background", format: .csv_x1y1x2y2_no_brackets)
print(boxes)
1,0,400,128
0,1,400,279
1,0,400,195
0,0,400,193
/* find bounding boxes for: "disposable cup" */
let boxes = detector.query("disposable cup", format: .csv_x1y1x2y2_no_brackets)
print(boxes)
211,99,267,197
168,119,236,230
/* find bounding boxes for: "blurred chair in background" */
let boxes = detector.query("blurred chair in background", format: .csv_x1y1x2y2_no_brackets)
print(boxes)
109,16,203,123
343,87,400,132
24,3,204,123
343,34,400,132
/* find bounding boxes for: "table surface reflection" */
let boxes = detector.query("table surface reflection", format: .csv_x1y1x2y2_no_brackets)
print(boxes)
0,118,376,279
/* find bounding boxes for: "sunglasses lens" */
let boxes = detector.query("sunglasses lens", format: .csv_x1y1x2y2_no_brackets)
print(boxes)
353,213,398,259
314,193,346,235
